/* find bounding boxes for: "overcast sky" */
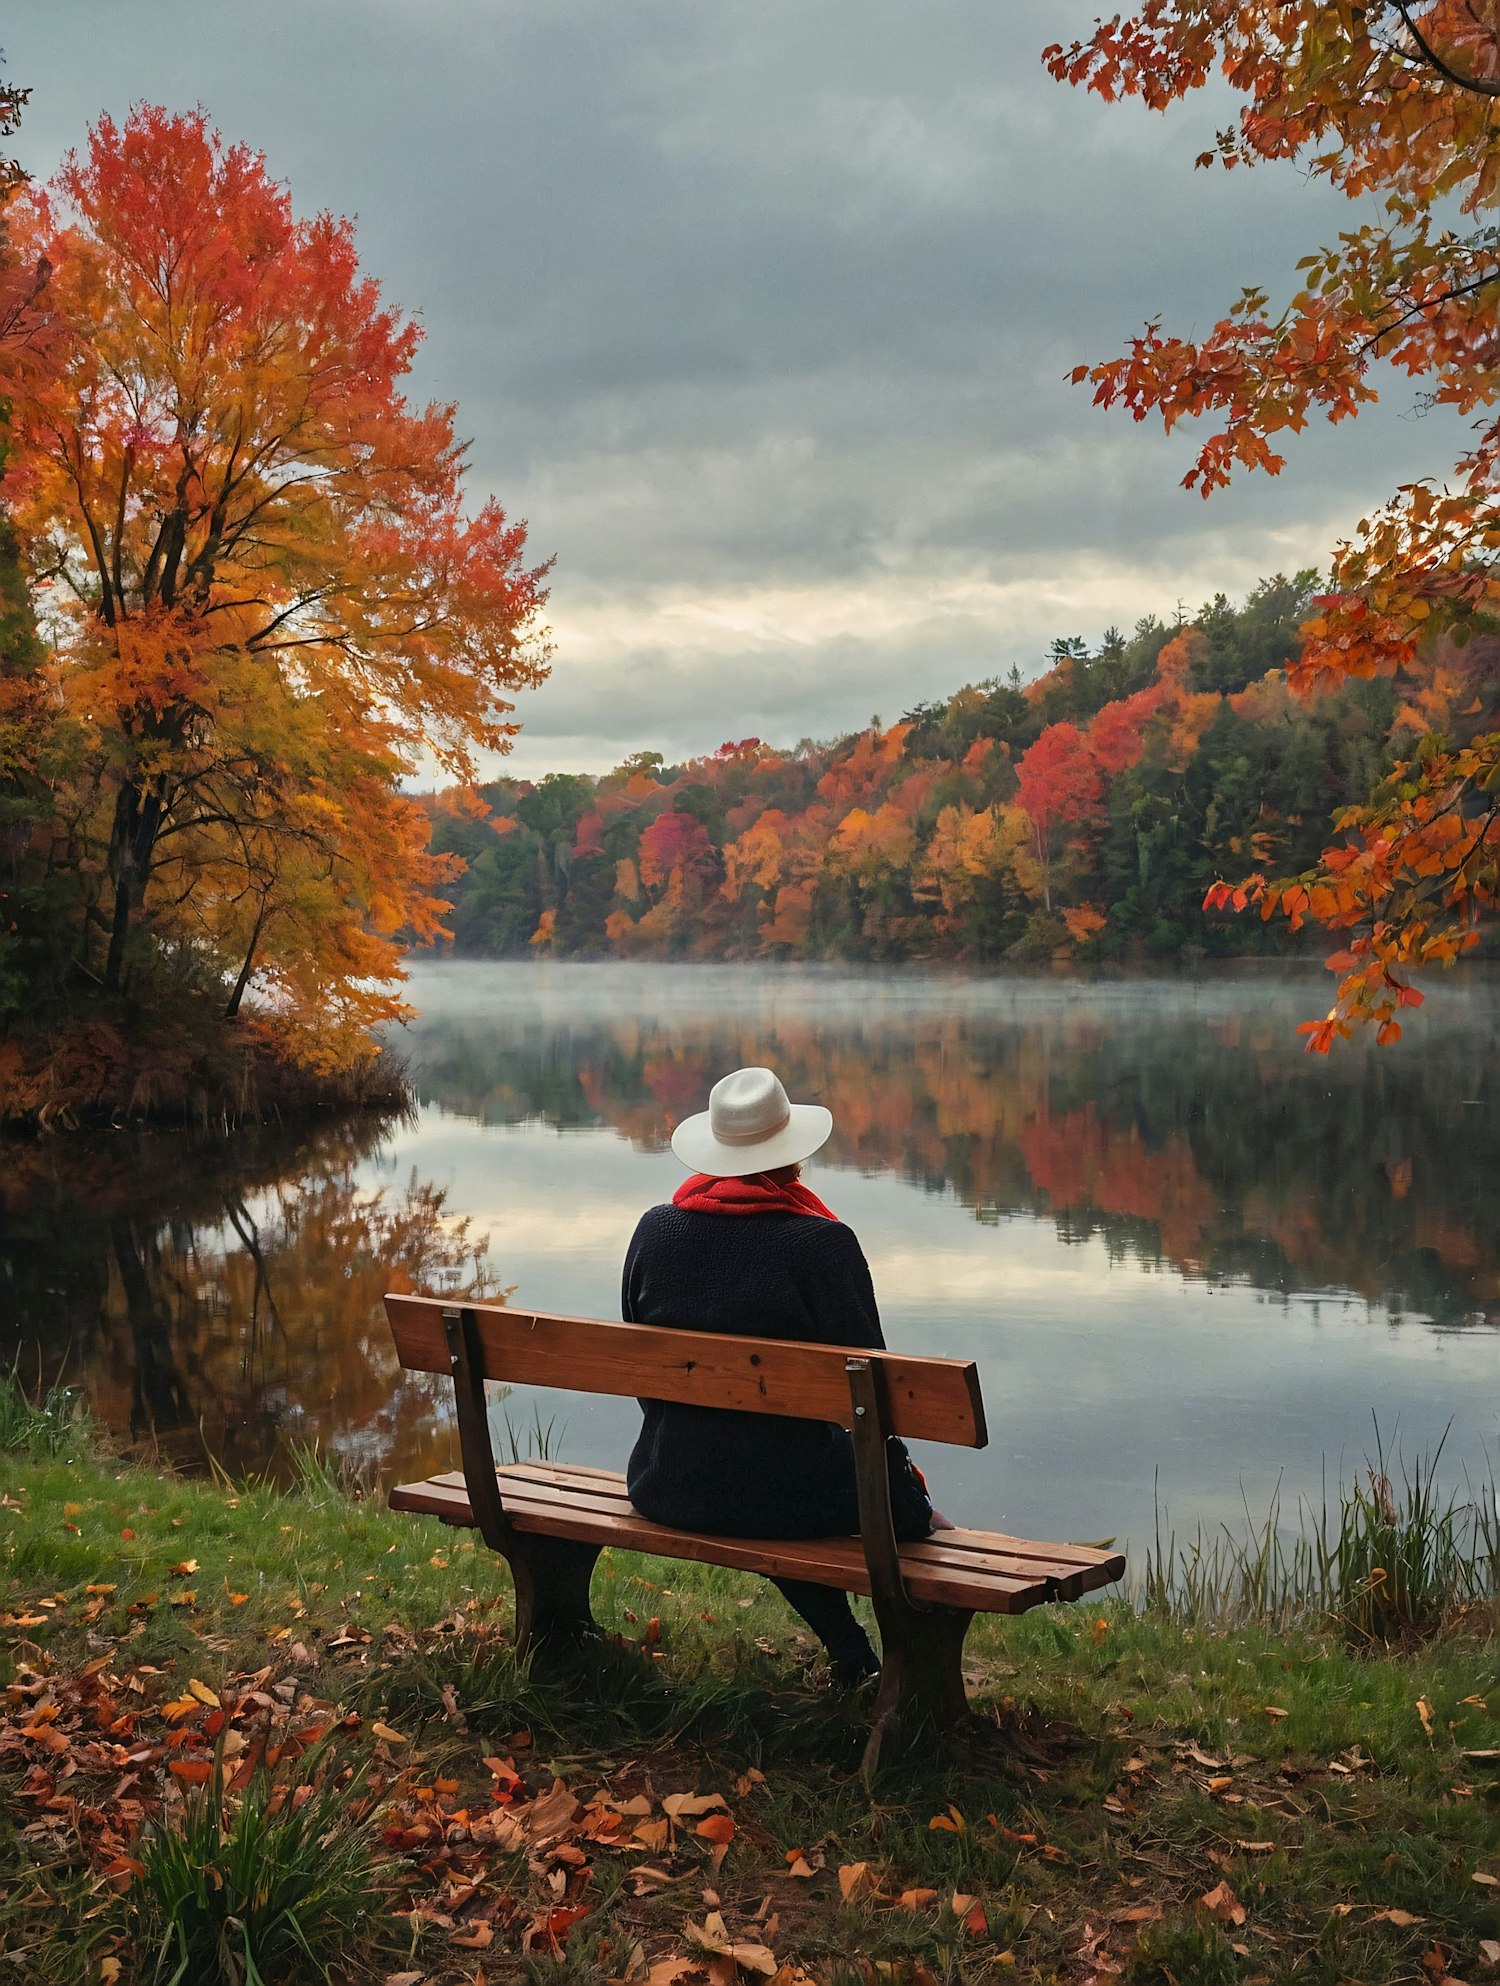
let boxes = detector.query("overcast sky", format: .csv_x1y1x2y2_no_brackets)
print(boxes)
7,2,1467,777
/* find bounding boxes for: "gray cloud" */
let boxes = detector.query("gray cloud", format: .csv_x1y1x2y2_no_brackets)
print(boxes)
8,1,1467,774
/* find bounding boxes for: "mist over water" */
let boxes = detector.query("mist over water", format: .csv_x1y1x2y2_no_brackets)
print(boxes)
3,960,1496,1555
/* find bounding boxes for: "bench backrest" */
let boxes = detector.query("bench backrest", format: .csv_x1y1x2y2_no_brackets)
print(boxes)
385,1293,988,1449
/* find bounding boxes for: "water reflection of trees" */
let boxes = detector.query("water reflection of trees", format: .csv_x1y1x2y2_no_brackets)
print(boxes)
0,1119,494,1479
408,991,1499,1324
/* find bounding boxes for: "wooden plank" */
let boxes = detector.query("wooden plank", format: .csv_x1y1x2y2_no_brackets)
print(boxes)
386,1293,987,1449
437,1463,1125,1596
392,1476,1044,1611
493,1475,1098,1594
388,1475,1123,1613
492,1466,1123,1585
497,1463,1124,1577
931,1524,1125,1576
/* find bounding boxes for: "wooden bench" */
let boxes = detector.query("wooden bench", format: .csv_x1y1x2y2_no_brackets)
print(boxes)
386,1293,1124,1771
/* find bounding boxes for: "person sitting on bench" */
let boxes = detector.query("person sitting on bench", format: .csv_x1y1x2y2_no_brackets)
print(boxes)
623,1064,945,1685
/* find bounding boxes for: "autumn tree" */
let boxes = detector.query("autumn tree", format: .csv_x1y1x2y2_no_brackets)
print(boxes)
0,56,64,1024
1,107,549,1065
1047,3,1499,1044
1014,721,1103,909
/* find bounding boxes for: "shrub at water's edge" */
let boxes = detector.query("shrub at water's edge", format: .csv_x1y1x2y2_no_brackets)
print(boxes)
0,1005,413,1133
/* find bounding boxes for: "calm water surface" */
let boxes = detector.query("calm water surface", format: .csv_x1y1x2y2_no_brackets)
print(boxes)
3,961,1496,1557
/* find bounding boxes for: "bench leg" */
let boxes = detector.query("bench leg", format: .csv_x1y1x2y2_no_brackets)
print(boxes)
510,1536,602,1657
863,1605,973,1780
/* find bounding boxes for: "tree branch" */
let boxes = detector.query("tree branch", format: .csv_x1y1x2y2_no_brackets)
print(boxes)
1355,266,1500,357
1390,0,1500,97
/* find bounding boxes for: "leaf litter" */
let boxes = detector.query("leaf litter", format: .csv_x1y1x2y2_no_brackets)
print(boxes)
1,1565,1497,1981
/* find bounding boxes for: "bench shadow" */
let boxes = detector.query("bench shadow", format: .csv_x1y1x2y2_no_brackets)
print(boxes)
360,1617,1108,1800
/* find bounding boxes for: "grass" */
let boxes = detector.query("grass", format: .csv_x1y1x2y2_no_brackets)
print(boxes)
0,1365,88,1461
0,1381,1497,1984
131,1741,381,1986
1142,1423,1500,1640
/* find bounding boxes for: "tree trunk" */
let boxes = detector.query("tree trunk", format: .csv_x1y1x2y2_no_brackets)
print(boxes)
225,899,268,1019
101,775,165,994
101,863,133,994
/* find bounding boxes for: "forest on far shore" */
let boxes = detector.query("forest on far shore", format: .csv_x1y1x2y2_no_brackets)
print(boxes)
425,572,1473,965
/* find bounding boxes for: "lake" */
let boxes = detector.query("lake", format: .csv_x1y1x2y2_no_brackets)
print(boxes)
2,960,1496,1559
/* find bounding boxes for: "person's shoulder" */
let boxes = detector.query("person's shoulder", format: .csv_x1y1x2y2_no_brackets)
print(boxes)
791,1216,867,1264
629,1202,682,1243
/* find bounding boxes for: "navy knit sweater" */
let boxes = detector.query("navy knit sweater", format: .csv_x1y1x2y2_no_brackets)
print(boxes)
622,1203,932,1540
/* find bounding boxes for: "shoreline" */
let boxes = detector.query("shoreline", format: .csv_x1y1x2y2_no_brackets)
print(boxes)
1,1415,1496,1985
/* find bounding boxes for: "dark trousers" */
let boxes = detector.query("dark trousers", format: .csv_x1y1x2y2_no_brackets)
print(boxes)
770,1483,933,1679
769,1577,881,1677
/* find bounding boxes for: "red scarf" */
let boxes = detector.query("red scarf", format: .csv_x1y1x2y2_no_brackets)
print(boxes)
672,1172,838,1220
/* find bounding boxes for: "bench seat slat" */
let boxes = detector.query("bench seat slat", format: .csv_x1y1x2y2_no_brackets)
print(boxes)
391,1476,1044,1611
389,1464,1125,1616
424,1466,1112,1600
386,1294,986,1448
439,1464,1122,1595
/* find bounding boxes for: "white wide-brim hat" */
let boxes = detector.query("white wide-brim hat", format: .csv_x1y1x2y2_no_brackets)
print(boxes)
670,1065,833,1178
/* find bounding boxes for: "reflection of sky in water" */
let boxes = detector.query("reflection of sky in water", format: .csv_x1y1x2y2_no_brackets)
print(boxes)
361,1097,1500,1555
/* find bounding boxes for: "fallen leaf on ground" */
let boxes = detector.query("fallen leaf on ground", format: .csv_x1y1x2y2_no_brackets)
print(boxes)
1262,1706,1288,1721
896,1889,938,1910
947,1894,987,1938
1417,1695,1435,1738
663,1792,728,1820
1200,1882,1247,1927
1372,1909,1423,1927
928,1805,965,1833
1477,1938,1500,1970
1236,1840,1277,1854
187,1678,220,1708
1473,1872,1499,1888
167,1560,199,1577
683,1910,778,1976
370,1721,408,1745
526,1781,581,1840
697,1814,736,1846
838,1862,873,1901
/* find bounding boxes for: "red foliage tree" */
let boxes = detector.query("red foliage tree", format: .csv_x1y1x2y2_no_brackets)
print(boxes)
1,107,550,1061
1015,723,1104,908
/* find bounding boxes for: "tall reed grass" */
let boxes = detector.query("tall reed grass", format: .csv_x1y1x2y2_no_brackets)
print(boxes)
0,1366,88,1460
1140,1425,1500,1641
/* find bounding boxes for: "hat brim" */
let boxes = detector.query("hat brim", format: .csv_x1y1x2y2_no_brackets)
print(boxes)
670,1101,833,1178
